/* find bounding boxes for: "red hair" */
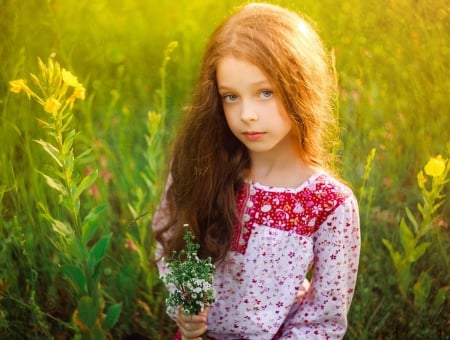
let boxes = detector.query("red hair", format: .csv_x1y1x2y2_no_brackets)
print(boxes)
154,3,337,263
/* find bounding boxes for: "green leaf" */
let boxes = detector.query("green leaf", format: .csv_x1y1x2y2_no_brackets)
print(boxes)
102,303,122,330
127,203,138,219
81,223,97,248
91,261,103,285
408,241,431,262
75,147,93,162
87,234,111,272
404,207,418,233
52,219,72,237
85,204,107,221
61,115,75,134
34,139,62,167
61,265,87,295
38,171,67,196
61,129,77,155
68,237,88,260
382,238,401,268
430,201,445,215
82,204,107,245
397,265,411,297
38,203,70,240
413,271,431,308
417,202,424,216
77,296,98,329
431,286,450,315
73,169,98,201
399,218,415,252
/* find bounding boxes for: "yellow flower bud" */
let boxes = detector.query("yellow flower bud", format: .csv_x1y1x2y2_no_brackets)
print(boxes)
44,96,61,115
416,170,426,189
29,73,41,86
9,79,32,98
424,155,446,177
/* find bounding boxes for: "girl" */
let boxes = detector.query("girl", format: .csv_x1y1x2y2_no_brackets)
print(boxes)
153,2,360,339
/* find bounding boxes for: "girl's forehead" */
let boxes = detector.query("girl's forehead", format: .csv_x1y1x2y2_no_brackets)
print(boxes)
216,57,272,84
217,56,271,76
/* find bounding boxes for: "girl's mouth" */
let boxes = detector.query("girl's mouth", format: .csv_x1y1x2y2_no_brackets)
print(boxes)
243,131,265,141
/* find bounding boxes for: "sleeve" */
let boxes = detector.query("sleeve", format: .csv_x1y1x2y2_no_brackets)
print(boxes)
151,175,178,320
152,174,172,263
279,194,360,340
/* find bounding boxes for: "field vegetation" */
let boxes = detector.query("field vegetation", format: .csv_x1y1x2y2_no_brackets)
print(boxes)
0,0,449,339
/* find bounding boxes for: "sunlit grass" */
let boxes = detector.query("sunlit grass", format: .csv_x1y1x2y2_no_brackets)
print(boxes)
1,0,449,338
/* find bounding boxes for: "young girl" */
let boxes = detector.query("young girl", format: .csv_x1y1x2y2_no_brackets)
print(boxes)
153,2,360,339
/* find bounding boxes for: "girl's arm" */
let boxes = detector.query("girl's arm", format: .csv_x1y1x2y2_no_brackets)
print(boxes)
278,195,360,339
152,175,178,319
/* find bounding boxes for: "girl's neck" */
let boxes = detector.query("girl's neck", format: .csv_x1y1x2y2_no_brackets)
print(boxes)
247,153,318,189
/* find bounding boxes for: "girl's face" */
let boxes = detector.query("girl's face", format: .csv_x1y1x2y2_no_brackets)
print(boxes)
217,57,296,157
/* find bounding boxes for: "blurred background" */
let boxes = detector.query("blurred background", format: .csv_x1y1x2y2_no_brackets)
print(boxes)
0,0,449,339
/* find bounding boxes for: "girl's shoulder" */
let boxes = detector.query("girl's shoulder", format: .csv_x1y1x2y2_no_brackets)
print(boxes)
247,171,354,199
307,172,355,199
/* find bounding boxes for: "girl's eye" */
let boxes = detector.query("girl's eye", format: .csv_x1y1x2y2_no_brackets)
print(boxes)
223,94,238,103
259,90,273,99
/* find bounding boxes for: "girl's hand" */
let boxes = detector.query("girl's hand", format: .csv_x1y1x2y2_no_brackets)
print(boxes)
177,307,209,340
296,278,310,303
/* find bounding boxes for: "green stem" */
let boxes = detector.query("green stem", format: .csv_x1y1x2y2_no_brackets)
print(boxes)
52,111,82,235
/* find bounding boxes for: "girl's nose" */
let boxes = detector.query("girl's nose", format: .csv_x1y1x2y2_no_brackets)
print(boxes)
240,100,258,122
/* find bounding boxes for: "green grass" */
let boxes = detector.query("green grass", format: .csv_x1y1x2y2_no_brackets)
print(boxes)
1,0,449,338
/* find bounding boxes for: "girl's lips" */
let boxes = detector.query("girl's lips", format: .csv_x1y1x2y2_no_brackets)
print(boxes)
243,131,265,141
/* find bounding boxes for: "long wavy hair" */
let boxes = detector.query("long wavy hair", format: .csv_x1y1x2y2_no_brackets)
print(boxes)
154,2,337,263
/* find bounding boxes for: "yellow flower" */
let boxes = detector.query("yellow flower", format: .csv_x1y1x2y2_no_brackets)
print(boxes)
62,68,81,87
44,96,61,115
67,85,86,108
72,85,86,100
9,79,32,98
424,155,446,177
416,170,426,189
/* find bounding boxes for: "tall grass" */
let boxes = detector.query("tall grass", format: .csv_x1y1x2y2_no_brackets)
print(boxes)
1,0,449,338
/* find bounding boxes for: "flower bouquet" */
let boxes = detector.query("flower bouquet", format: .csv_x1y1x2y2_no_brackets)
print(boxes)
162,224,216,315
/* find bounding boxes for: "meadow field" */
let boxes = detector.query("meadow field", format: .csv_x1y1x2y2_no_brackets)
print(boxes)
0,0,449,339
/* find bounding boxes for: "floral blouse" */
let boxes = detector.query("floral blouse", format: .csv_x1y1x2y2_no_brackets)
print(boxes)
154,172,360,339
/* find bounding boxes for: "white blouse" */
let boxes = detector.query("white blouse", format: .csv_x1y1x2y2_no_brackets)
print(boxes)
154,172,360,339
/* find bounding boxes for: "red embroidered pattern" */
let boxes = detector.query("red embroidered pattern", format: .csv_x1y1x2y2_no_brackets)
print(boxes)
232,175,348,254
